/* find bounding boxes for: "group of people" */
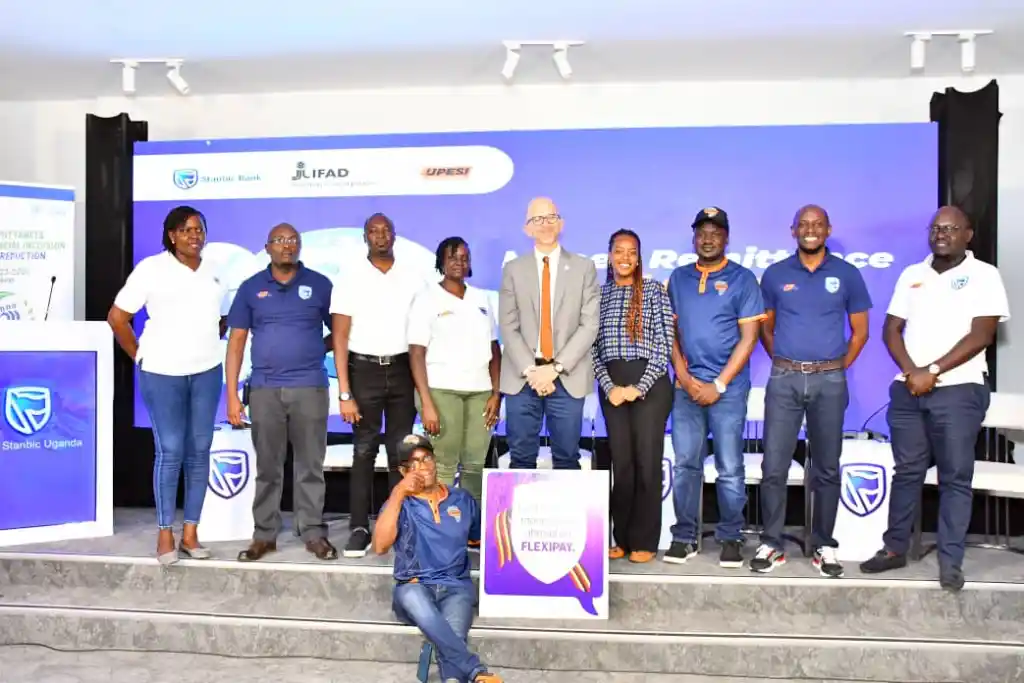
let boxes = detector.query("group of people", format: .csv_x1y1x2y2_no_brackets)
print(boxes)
108,198,1007,683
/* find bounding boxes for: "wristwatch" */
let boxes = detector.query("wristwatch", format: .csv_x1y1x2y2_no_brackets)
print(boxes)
553,362,565,375
927,364,941,376
713,378,727,394
340,392,352,401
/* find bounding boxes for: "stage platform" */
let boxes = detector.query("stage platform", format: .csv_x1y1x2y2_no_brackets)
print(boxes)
2,509,1024,682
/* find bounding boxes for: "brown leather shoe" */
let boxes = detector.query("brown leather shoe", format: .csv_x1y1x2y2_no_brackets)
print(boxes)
629,550,655,564
609,546,626,560
237,540,276,562
305,537,339,561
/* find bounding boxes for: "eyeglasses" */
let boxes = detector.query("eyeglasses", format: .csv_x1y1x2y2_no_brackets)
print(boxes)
527,214,561,226
929,223,965,236
406,453,435,468
268,236,299,245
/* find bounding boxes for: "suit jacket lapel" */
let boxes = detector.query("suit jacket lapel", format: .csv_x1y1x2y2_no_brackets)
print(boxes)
523,254,541,319
553,250,570,318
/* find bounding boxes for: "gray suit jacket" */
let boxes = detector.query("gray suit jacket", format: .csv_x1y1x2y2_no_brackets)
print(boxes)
498,249,600,398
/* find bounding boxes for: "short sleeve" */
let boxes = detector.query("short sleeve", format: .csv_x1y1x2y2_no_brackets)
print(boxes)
112,259,152,314
736,270,766,323
666,270,683,314
218,280,232,317
885,266,917,320
225,282,253,330
329,271,355,316
760,266,778,311
844,267,873,314
487,295,499,341
406,289,434,347
320,277,334,329
975,266,1011,322
467,495,481,544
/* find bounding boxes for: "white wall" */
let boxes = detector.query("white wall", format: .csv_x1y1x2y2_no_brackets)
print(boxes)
1,74,1022,388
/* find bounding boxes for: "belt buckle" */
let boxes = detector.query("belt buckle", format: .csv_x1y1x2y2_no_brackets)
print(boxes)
799,361,814,374
378,355,392,366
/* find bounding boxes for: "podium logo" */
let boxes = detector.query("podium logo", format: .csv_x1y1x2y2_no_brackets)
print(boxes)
209,449,249,499
839,462,887,517
3,386,52,436
173,169,199,190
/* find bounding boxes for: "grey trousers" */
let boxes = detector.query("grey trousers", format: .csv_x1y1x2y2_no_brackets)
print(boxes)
249,386,329,542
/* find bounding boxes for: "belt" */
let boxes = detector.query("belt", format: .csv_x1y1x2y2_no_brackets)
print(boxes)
773,357,844,374
534,357,555,366
351,352,408,366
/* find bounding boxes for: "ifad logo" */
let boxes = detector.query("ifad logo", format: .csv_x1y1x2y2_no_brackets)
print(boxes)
208,449,250,499
839,462,887,517
3,386,52,436
173,169,199,190
661,457,673,500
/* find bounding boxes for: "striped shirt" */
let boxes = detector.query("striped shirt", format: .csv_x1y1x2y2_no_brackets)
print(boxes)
591,278,675,397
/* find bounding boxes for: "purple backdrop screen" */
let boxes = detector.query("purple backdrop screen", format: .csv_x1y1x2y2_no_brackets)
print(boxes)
0,351,98,530
131,124,937,434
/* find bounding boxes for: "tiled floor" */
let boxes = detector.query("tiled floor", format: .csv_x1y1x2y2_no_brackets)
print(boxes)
0,645,868,683
6,508,1024,584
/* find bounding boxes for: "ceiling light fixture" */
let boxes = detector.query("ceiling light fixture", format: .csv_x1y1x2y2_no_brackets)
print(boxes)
498,41,584,82
110,58,191,95
501,42,521,81
903,30,992,75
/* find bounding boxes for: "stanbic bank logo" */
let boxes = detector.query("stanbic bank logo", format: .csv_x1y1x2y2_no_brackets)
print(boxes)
4,386,52,436
209,449,250,499
173,169,261,190
291,161,349,182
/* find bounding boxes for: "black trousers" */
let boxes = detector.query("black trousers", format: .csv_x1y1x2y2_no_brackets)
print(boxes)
349,354,417,529
598,359,673,553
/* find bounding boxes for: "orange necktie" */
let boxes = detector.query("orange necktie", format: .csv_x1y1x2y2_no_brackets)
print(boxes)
540,256,554,359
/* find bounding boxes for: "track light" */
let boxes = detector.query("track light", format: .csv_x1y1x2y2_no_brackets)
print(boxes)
166,60,189,95
959,33,978,73
552,44,572,79
907,33,930,72
501,42,521,81
119,60,138,94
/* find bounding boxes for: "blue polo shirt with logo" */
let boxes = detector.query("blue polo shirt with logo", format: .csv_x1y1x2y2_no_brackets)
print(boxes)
227,263,333,388
667,259,766,384
390,486,480,587
760,252,872,362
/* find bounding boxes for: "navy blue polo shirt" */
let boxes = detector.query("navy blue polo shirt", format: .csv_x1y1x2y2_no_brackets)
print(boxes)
760,252,872,362
226,263,333,388
390,486,480,587
667,259,766,383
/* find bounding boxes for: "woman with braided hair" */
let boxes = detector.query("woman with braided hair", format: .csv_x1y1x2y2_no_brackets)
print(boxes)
592,229,675,563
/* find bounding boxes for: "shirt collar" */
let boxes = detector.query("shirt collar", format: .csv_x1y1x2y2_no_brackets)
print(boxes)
923,250,974,269
535,245,561,262
263,261,305,283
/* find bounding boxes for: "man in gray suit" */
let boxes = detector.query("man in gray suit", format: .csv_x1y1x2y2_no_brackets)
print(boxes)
498,197,600,469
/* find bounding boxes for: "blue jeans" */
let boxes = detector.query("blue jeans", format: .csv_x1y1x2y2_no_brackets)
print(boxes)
138,364,223,529
393,582,486,683
884,380,989,569
505,379,584,469
761,366,848,550
670,382,749,543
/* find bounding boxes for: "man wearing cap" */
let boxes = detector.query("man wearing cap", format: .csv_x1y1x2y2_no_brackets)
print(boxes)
371,434,502,683
665,207,766,568
751,205,872,578
860,206,1009,591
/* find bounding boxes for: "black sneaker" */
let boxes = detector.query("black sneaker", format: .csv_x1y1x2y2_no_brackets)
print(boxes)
939,565,965,592
343,527,371,558
749,544,786,573
663,541,698,564
813,546,844,578
719,540,744,568
858,548,907,574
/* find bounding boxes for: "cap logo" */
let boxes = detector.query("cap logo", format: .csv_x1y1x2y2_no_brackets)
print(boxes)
402,434,421,445
704,207,719,218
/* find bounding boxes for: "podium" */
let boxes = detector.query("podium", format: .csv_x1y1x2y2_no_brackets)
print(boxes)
833,438,895,562
0,321,114,546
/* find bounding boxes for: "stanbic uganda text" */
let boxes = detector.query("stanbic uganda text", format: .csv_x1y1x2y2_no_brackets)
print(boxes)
2,438,84,451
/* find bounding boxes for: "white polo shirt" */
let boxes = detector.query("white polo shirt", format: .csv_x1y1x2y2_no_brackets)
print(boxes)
407,284,497,392
887,251,1010,386
330,257,428,356
113,251,228,377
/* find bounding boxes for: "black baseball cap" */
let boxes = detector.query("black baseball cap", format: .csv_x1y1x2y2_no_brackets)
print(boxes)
397,433,434,466
692,207,730,232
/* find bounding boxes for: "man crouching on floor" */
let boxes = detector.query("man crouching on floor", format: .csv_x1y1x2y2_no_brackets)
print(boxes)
372,433,502,683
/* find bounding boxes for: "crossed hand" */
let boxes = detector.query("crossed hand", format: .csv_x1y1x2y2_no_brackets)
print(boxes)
527,364,559,397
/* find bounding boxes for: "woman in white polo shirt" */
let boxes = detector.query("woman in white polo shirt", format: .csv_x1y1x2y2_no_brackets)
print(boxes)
408,237,501,501
107,206,227,564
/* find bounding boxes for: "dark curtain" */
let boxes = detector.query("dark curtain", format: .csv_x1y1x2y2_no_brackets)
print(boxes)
85,113,150,507
930,79,1001,385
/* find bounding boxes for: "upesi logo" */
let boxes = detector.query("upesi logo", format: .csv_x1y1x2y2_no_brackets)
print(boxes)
422,167,472,178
